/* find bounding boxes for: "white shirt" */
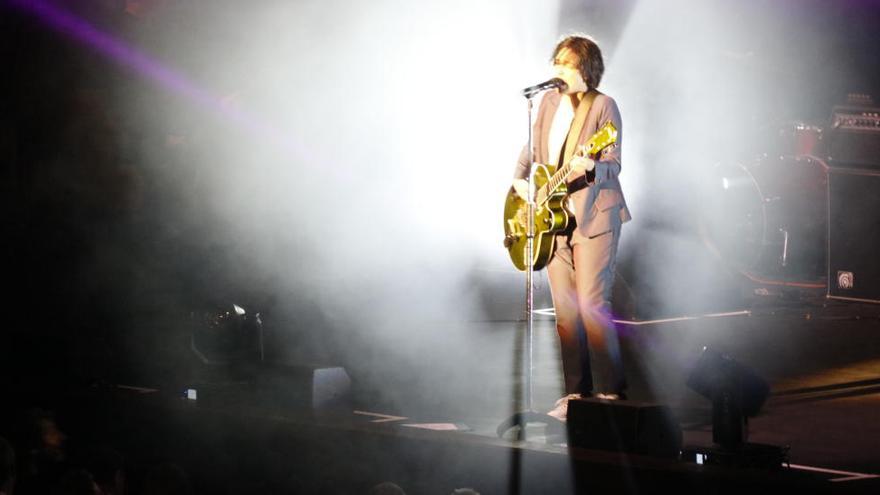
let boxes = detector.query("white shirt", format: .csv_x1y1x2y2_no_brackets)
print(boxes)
547,94,575,168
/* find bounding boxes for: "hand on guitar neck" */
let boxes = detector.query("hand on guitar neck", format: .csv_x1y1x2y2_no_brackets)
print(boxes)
569,149,595,178
511,151,594,201
512,145,597,201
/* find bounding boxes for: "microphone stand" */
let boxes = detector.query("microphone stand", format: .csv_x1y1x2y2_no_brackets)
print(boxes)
496,93,565,441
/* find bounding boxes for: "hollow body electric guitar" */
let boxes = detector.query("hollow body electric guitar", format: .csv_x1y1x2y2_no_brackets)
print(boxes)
503,121,618,271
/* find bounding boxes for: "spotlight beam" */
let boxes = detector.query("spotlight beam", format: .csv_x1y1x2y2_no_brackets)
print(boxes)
7,0,308,159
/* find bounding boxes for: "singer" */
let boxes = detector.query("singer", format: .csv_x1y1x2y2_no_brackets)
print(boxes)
511,34,632,421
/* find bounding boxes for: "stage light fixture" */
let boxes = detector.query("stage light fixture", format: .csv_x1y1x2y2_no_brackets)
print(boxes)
686,346,770,448
190,303,265,366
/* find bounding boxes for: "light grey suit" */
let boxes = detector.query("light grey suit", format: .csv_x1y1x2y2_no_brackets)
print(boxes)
514,89,631,395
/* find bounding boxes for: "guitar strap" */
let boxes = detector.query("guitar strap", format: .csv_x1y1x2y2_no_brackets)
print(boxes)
558,89,600,170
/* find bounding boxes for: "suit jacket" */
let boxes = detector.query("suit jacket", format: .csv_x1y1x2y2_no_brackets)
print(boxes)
514,89,632,238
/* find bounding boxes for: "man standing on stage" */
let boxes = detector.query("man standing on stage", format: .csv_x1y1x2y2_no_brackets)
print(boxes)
512,35,631,420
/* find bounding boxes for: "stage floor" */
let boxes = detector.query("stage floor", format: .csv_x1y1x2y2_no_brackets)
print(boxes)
7,294,879,494
344,295,880,491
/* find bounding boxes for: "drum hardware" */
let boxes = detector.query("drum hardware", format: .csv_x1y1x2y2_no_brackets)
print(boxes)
780,228,788,268
701,156,828,286
762,120,825,159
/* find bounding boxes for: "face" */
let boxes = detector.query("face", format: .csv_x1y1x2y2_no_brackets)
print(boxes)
553,47,588,94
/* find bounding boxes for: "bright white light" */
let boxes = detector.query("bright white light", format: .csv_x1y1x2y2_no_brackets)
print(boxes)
142,1,563,327
201,0,563,268
371,0,564,259
722,177,729,190
603,0,761,217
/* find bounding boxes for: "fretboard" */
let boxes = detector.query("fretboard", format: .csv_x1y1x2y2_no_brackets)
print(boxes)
535,140,598,206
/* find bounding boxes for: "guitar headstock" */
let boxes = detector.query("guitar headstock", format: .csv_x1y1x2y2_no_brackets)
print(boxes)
580,121,618,157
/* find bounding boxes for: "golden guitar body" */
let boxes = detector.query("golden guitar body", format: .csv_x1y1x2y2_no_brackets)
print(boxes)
503,163,573,271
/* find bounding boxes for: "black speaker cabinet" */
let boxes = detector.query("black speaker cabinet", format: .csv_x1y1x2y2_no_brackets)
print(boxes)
827,167,880,303
566,398,682,458
828,128,880,169
188,363,352,415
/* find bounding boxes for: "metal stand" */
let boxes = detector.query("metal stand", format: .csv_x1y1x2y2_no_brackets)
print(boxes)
497,95,564,440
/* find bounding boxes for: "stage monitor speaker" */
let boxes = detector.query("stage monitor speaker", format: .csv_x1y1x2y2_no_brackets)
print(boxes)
566,398,682,458
827,167,880,303
189,363,352,415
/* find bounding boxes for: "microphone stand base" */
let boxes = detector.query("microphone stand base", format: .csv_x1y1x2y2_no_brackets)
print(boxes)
496,410,566,441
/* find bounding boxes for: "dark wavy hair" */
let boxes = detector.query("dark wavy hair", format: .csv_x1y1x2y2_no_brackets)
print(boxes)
551,34,605,90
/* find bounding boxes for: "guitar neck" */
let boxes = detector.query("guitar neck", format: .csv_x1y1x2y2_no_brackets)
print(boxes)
532,121,616,206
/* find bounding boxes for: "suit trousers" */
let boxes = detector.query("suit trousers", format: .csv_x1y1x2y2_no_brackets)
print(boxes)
546,219,626,396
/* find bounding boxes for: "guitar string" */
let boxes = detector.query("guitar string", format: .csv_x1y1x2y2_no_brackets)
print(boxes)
535,132,605,208
513,125,615,241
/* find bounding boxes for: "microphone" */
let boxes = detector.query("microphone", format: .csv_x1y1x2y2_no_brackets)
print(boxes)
521,78,567,98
